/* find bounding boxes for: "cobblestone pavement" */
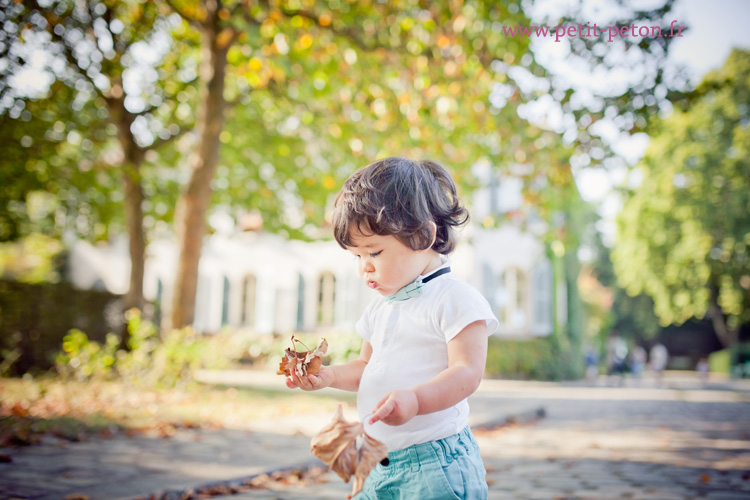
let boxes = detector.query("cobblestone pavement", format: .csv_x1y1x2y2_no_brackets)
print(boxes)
1,373,749,500
0,378,540,500
221,377,750,500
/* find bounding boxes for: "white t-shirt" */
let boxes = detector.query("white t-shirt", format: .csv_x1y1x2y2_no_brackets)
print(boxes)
355,264,499,452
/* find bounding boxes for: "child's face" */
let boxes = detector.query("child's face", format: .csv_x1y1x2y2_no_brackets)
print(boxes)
346,231,440,297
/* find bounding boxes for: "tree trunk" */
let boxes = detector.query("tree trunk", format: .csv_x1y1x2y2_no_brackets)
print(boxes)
123,162,145,314
170,24,229,330
708,283,738,349
106,86,146,345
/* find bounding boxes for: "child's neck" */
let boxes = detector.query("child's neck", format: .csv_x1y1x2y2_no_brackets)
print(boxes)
420,252,444,277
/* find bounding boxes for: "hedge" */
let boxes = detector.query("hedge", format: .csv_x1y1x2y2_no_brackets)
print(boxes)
0,280,121,375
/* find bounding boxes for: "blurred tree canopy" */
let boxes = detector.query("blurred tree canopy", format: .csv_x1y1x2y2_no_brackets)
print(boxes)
0,0,187,317
1,0,687,331
590,232,661,343
614,49,750,349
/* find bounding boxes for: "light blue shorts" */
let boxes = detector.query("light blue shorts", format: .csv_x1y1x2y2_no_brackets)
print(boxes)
354,426,488,500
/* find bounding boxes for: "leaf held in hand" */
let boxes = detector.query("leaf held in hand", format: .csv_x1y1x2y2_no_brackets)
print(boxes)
277,336,328,377
310,405,388,498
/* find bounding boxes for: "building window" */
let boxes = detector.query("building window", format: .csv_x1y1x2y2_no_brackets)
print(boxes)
482,262,496,304
153,278,163,329
318,271,336,327
296,274,305,331
531,261,553,335
221,276,230,326
497,267,528,331
194,275,212,332
241,274,257,327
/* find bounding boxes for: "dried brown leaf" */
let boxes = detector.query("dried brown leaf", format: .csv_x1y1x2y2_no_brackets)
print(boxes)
349,433,388,498
310,405,363,481
277,337,327,376
310,405,387,498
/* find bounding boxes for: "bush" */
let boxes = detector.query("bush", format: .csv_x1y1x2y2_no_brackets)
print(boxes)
55,310,237,389
709,349,731,374
0,279,120,375
242,332,584,381
485,337,582,381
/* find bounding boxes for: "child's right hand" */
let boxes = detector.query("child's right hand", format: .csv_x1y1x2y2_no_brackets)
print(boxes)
286,365,334,391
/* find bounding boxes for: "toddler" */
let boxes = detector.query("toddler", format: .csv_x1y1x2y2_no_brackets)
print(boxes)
287,156,498,499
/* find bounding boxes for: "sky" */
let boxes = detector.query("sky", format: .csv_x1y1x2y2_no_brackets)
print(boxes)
529,0,750,247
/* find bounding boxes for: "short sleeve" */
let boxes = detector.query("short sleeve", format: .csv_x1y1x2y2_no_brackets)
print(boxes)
435,281,499,342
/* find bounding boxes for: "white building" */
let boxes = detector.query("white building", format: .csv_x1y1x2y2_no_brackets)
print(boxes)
68,176,560,339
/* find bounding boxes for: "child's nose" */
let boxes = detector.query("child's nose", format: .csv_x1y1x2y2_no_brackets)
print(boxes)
361,259,375,273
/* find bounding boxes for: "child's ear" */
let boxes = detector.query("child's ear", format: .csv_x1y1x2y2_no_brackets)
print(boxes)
428,221,437,249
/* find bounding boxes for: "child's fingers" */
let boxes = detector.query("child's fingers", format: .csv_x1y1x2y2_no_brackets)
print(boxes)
288,369,306,389
288,368,320,391
369,395,395,424
307,373,322,387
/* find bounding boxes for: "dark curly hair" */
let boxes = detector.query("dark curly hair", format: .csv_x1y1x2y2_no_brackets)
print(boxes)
332,157,469,255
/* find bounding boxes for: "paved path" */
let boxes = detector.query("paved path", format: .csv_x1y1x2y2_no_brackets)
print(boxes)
207,374,750,500
1,372,748,500
0,374,541,500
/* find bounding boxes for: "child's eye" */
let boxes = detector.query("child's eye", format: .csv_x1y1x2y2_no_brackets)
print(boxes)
370,251,382,258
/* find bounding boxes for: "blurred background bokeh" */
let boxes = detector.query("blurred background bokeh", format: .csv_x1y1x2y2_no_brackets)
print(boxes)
1,0,749,438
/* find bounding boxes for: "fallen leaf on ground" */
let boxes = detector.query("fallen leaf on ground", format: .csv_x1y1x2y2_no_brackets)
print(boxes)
244,466,329,490
310,405,388,498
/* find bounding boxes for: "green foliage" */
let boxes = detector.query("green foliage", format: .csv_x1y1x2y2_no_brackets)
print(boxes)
0,233,63,283
708,349,731,375
0,80,123,241
613,49,750,340
485,337,583,381
589,235,661,343
0,0,181,243
55,310,236,389
729,343,750,379
2,0,683,243
57,329,119,381
242,332,583,381
0,279,119,375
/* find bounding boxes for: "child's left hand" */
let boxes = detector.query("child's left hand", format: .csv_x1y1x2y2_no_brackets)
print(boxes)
368,389,419,426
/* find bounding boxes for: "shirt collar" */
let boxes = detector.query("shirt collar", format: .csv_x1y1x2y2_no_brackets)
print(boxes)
385,259,451,304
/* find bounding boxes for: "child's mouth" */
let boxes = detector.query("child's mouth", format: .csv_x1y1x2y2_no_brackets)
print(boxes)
367,281,378,289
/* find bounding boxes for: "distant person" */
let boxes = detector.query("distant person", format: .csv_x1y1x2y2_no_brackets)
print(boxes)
584,344,599,383
630,345,647,384
696,357,709,385
650,342,669,385
607,333,628,386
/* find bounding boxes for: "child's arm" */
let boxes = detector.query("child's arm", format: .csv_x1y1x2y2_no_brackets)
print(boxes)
286,340,372,392
368,321,487,426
